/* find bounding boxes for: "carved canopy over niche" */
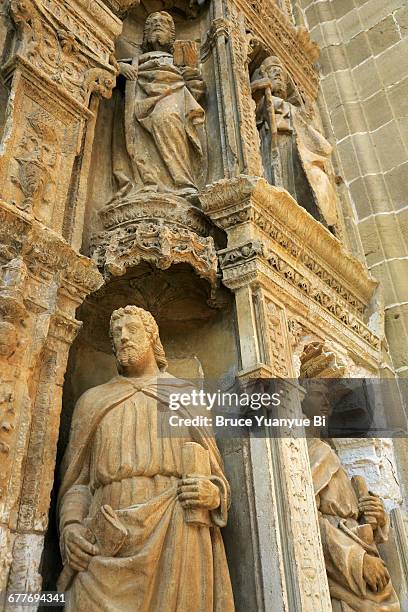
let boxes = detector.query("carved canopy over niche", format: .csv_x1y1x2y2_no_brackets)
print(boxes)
300,341,347,378
77,262,226,354
230,0,320,101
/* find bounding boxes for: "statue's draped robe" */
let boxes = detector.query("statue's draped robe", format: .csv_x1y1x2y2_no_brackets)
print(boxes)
113,51,206,196
292,110,338,227
254,91,337,227
308,439,400,612
58,374,234,612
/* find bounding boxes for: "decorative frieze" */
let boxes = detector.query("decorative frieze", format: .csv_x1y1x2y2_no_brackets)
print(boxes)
0,0,121,242
202,176,375,310
8,0,119,105
0,201,102,295
219,244,380,352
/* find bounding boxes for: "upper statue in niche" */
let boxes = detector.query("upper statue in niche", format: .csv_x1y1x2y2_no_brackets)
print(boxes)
110,11,207,203
250,55,338,227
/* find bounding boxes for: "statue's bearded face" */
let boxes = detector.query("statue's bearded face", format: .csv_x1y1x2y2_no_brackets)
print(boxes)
262,61,287,98
111,314,151,370
302,382,332,420
145,12,174,50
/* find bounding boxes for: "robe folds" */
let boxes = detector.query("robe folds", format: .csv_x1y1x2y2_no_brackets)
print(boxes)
308,439,400,612
121,50,206,194
58,374,234,612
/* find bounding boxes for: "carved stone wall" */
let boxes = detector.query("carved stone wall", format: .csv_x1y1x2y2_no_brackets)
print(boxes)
295,0,408,527
0,0,406,609
0,0,120,599
296,0,408,380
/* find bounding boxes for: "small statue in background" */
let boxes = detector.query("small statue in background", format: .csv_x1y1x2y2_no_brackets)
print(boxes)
112,11,207,202
302,381,400,611
251,55,338,227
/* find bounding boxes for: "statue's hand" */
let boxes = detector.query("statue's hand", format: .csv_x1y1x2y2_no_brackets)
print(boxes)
250,77,273,94
363,554,390,593
178,477,220,511
359,494,386,528
63,524,99,572
181,67,206,99
118,62,138,81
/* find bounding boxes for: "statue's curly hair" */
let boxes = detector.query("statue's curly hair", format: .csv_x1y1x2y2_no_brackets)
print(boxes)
110,305,168,371
142,11,176,53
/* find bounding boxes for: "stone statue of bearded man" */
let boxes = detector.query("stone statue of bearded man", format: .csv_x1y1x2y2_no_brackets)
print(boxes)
112,11,207,201
58,306,234,611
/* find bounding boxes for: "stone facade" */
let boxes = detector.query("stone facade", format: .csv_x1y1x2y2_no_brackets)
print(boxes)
0,0,406,610
294,0,408,379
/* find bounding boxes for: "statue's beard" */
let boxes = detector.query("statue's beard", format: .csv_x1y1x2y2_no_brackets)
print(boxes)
272,82,286,98
116,338,151,370
148,29,171,48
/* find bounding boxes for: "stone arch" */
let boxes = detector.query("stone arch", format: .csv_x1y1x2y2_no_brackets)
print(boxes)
40,260,238,589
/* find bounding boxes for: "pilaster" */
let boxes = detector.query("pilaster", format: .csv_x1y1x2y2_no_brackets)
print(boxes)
0,0,120,594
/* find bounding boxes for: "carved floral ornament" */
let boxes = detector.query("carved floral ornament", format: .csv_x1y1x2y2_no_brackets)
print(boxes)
218,242,380,352
7,0,119,106
0,201,103,296
91,220,218,288
300,341,347,378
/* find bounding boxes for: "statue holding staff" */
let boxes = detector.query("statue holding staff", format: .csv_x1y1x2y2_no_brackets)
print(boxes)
111,11,207,201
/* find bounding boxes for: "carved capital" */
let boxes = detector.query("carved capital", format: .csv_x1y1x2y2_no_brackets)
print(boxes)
218,241,265,268
0,200,103,298
0,257,29,322
202,18,231,60
48,311,82,345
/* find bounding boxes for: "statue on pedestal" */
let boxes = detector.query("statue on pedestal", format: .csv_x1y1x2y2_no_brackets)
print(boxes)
58,305,234,611
111,11,207,202
251,56,338,227
302,381,400,611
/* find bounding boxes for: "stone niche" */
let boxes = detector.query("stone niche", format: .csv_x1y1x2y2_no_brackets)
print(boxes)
81,0,223,254
41,261,239,589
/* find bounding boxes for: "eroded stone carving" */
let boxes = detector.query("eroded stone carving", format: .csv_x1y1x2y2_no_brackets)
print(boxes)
302,384,400,611
0,256,28,323
8,0,118,106
91,219,218,287
57,305,234,610
10,109,60,215
111,11,207,203
300,341,346,378
231,0,319,101
250,55,338,227
202,177,380,352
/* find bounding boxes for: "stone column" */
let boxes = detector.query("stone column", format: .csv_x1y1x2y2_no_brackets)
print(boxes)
0,0,121,599
201,177,350,611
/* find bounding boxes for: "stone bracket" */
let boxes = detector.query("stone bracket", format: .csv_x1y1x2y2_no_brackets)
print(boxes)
92,220,219,289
